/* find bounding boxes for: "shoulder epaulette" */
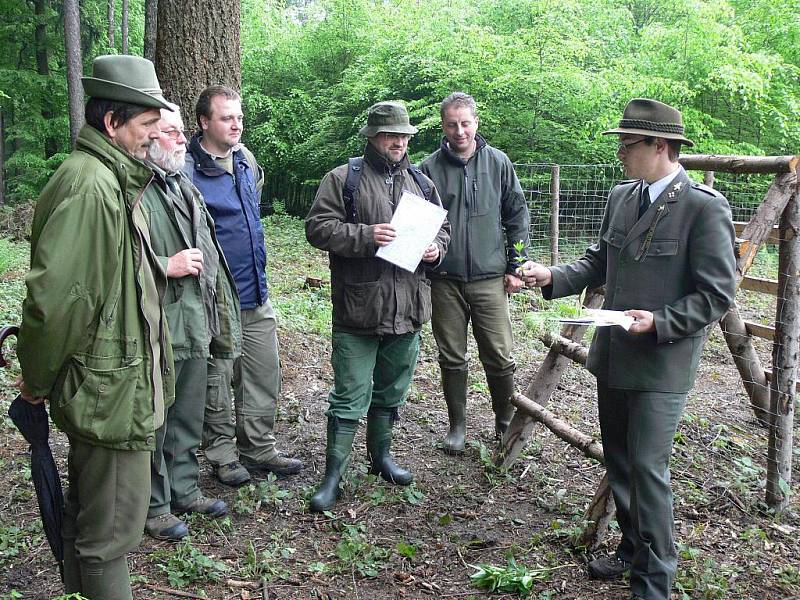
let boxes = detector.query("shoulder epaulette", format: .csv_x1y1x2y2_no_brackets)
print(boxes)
691,182,724,198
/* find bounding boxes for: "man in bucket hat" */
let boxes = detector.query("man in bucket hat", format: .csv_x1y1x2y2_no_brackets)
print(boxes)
521,98,736,600
16,54,175,598
305,101,450,512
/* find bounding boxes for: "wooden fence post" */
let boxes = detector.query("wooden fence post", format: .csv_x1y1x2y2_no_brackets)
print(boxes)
550,164,560,266
766,175,800,511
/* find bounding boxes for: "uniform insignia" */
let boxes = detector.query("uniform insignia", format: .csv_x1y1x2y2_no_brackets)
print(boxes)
673,181,683,191
668,191,675,198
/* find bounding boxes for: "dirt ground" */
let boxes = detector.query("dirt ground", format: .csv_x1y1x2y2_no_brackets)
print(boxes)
1,223,799,599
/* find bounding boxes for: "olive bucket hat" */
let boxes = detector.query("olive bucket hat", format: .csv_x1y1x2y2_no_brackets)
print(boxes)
602,98,693,147
358,101,419,137
81,55,172,111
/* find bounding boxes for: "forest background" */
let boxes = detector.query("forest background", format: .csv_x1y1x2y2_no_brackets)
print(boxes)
1,0,799,213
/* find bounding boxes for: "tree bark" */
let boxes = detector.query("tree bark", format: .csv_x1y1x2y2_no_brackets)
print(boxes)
63,0,84,146
765,184,800,512
143,0,158,61
107,0,115,47
121,0,129,54
155,0,241,128
539,331,589,365
679,155,799,174
509,393,605,462
34,0,58,157
0,108,5,208
496,289,603,469
575,474,615,552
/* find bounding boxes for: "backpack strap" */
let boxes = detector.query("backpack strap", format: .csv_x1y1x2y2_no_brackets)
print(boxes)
343,157,363,224
408,166,432,202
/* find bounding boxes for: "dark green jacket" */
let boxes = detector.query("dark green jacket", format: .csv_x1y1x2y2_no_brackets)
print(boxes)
544,168,736,393
142,165,242,362
17,125,175,451
420,135,529,281
305,143,451,336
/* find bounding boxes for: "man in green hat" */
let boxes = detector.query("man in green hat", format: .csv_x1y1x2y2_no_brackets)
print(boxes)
305,101,450,512
16,54,175,599
521,98,736,600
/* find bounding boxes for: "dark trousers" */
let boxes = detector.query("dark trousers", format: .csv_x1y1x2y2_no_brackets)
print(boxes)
597,382,686,600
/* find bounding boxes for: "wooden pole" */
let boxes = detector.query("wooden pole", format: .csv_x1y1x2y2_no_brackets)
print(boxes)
496,288,603,468
575,474,615,551
765,176,800,511
703,170,715,187
679,155,799,174
550,164,560,266
539,331,588,365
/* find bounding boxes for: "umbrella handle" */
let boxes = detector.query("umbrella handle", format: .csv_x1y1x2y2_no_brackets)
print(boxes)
0,325,19,368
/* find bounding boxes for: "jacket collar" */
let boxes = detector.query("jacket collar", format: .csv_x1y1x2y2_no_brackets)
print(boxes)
439,133,487,166
76,125,154,203
363,141,411,175
623,167,690,247
188,133,243,176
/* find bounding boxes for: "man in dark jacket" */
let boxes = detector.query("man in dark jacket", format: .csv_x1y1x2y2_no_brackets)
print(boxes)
143,104,242,540
305,101,450,512
183,85,301,486
16,55,174,599
522,99,736,600
420,92,532,454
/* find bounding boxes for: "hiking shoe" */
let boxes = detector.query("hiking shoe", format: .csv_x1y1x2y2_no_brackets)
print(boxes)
214,461,251,487
241,454,303,477
587,555,631,580
175,496,228,518
145,513,188,541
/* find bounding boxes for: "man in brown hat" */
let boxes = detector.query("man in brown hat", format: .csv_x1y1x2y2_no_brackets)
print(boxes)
521,98,736,600
16,55,174,598
305,101,450,512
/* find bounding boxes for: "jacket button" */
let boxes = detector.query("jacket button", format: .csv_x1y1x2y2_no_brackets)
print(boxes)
97,384,107,394
146,435,155,445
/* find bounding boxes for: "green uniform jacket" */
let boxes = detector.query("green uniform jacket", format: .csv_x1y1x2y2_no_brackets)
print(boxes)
544,168,736,393
305,143,451,336
17,125,175,451
420,134,529,281
142,165,242,361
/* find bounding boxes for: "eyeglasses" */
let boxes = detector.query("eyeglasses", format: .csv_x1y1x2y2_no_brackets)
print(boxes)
162,129,186,140
617,138,647,153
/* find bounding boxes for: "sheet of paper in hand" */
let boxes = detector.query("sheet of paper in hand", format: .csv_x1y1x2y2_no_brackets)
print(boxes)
557,309,635,330
376,191,447,272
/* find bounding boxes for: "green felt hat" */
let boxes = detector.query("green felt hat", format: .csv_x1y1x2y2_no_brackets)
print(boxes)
358,101,418,137
603,98,693,146
82,55,172,111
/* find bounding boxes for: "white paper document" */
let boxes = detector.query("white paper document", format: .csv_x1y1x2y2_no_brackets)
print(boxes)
556,309,636,330
376,191,447,272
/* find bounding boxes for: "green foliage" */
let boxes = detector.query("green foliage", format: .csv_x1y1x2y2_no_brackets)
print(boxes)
153,539,229,587
233,473,294,514
331,521,390,577
239,534,296,581
470,554,555,596
0,521,37,569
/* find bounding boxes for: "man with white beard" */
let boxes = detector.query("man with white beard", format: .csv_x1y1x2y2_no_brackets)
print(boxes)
142,104,242,540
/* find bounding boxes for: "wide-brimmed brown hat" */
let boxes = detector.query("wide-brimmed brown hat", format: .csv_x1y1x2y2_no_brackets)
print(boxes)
358,101,418,137
82,55,172,111
602,98,693,147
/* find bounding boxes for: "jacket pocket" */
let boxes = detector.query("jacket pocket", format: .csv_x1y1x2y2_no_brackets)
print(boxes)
602,226,625,248
645,239,679,257
58,354,143,445
413,279,432,326
164,299,187,349
342,281,383,329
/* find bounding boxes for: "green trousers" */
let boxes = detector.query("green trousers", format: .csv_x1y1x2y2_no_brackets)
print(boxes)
327,330,420,421
204,299,282,466
149,358,206,517
597,382,686,600
62,437,149,596
430,277,515,377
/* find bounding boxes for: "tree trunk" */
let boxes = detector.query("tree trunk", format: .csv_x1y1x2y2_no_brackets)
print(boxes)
107,0,115,47
679,155,799,174
575,474,615,552
155,0,241,127
121,0,129,54
63,0,84,146
34,0,58,157
765,185,800,512
143,0,158,61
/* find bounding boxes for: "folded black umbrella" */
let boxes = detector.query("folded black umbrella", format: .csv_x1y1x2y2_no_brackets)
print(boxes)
1,326,64,576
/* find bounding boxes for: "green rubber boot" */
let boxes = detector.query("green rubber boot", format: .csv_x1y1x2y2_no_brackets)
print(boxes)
309,417,358,513
366,407,413,485
440,368,468,454
79,555,133,600
487,374,516,439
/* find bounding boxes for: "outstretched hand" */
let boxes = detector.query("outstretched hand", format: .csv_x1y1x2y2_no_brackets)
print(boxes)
517,261,552,288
